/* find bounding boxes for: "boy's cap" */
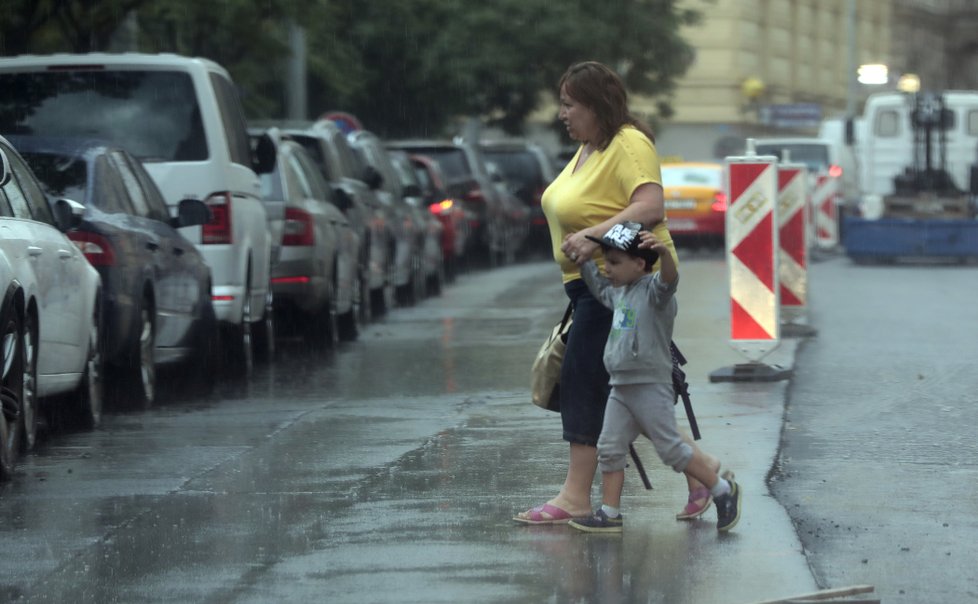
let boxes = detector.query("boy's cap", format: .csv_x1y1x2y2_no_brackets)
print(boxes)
585,221,659,265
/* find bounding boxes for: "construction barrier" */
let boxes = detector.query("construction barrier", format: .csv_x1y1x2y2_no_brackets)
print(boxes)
777,161,809,323
812,172,839,249
723,144,780,360
710,141,790,382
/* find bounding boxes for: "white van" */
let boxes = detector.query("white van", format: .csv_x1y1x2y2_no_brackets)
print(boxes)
753,136,859,205
0,53,276,372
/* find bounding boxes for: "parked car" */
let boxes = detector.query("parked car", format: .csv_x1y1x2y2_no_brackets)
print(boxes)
387,139,512,266
387,149,445,296
485,160,530,260
408,153,472,280
660,162,727,249
0,246,24,480
480,139,555,250
252,128,361,345
0,135,103,464
0,53,276,374
348,130,426,306
285,121,391,319
10,135,218,409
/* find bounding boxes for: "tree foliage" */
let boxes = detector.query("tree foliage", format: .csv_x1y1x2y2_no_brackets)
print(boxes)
0,0,700,137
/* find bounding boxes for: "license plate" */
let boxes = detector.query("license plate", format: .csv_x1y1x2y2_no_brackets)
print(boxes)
667,219,697,231
665,199,696,210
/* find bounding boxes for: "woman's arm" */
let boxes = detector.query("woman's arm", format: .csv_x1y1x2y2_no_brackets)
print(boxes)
560,182,665,262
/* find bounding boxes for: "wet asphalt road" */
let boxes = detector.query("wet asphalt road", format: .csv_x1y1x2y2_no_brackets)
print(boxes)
770,253,978,604
0,251,975,603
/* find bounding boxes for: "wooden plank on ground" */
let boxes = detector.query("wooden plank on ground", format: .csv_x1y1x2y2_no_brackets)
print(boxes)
744,584,876,604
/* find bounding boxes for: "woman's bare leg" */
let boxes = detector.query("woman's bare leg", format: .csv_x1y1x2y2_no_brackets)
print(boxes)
516,442,596,520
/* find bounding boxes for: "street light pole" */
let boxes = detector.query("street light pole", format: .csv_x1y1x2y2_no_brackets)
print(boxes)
846,0,858,118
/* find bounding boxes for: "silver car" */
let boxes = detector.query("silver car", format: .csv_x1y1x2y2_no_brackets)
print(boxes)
255,129,360,346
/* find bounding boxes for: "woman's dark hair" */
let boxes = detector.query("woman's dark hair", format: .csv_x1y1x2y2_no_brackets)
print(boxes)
559,61,655,150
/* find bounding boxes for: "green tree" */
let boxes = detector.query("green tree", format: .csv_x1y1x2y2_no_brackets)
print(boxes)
0,0,700,138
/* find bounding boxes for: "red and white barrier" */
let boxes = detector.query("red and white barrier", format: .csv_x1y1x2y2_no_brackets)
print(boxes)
812,173,839,249
777,162,809,322
724,147,780,362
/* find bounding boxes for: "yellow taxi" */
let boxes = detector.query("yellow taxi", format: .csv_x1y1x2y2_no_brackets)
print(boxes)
661,162,726,248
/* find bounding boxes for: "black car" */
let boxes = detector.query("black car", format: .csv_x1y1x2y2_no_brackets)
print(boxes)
480,139,556,251
10,136,217,409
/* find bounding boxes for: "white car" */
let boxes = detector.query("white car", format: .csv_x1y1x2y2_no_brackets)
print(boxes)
0,136,103,480
0,53,276,374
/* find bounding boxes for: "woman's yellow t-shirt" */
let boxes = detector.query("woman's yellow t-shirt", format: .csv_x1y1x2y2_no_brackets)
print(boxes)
542,125,676,283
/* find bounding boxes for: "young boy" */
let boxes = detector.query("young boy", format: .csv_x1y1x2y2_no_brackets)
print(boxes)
567,221,742,533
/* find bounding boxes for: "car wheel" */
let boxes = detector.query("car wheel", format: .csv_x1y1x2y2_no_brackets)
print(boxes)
0,306,23,480
252,284,275,363
427,254,445,297
19,308,38,452
338,271,361,342
413,249,426,302
74,302,104,430
358,265,372,325
115,301,155,410
189,298,219,397
224,279,254,375
308,283,339,350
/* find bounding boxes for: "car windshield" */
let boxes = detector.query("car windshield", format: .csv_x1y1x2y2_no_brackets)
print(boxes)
401,147,470,180
661,166,722,188
754,144,830,172
0,70,206,162
19,151,87,201
482,149,542,188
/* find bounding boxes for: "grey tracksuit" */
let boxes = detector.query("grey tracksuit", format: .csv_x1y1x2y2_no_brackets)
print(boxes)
580,261,693,473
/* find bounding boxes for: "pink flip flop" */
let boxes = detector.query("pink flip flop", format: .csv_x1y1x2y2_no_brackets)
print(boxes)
676,487,713,520
513,503,576,525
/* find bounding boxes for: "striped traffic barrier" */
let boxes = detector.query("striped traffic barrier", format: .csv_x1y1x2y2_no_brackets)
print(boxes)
710,139,791,383
812,172,840,249
777,158,817,338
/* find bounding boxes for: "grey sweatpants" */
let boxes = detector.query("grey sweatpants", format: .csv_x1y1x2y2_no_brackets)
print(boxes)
596,382,693,474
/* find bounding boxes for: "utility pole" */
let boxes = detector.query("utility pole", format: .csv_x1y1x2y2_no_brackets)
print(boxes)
286,22,308,122
845,0,858,119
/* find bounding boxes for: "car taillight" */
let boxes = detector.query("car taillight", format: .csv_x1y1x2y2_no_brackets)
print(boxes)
429,199,454,216
829,164,843,178
202,192,232,244
711,192,728,212
282,207,314,246
68,231,116,266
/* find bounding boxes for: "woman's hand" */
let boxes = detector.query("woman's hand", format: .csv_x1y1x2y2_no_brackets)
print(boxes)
561,231,599,265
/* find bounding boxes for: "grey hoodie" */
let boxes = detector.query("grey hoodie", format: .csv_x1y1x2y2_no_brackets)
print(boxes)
580,261,678,385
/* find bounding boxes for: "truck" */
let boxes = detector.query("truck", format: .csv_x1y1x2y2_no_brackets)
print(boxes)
841,90,978,262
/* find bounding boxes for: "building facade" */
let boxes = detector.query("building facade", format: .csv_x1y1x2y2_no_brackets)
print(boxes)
650,0,978,162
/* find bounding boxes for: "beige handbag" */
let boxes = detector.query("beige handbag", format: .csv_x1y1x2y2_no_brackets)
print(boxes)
530,303,573,412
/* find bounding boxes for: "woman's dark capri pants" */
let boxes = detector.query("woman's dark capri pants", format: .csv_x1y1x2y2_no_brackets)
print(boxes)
560,278,613,446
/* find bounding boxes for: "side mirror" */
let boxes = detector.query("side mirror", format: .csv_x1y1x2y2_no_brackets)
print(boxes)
362,165,383,190
52,198,86,232
333,187,353,212
252,133,277,175
172,198,212,228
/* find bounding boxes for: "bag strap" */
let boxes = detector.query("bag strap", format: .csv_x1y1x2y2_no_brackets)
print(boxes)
559,301,573,328
670,340,701,441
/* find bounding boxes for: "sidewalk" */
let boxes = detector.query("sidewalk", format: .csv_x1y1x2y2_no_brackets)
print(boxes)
497,258,819,603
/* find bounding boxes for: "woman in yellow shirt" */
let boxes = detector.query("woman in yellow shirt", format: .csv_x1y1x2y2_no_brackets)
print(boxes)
515,61,717,524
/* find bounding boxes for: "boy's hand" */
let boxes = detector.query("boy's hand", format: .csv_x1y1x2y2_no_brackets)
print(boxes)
637,230,668,255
